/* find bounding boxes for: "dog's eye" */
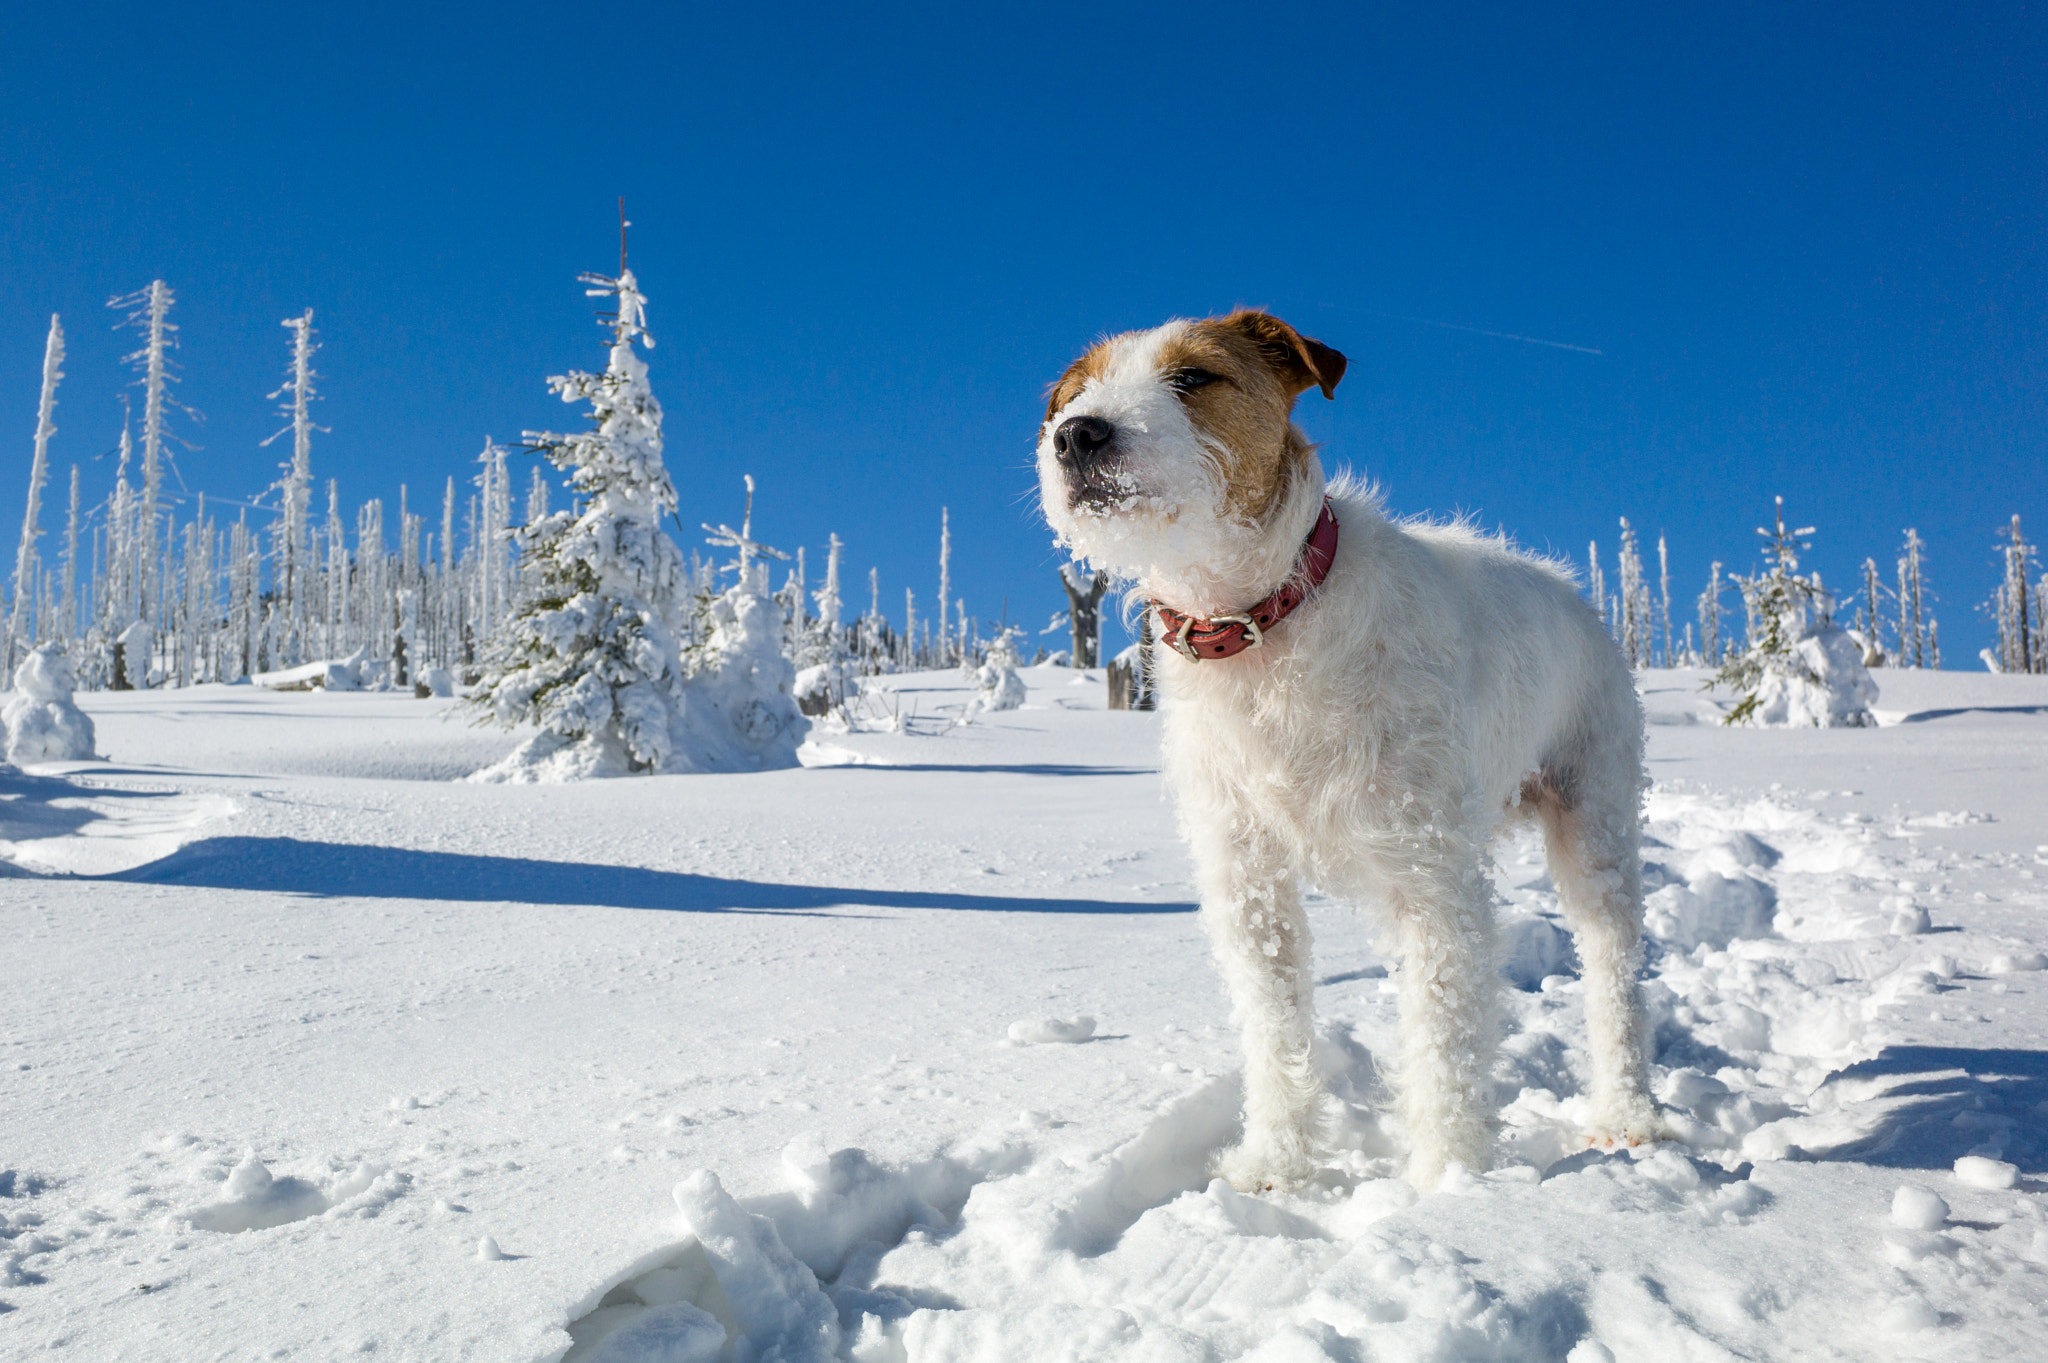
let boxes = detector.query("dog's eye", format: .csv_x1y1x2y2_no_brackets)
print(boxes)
1168,368,1220,393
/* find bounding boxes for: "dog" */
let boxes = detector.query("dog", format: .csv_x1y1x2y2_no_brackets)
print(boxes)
1035,309,1663,1191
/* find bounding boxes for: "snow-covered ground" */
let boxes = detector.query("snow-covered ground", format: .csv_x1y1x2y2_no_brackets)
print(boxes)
4,665,2048,1361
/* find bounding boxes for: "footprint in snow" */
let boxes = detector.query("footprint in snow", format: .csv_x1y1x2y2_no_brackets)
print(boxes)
184,1147,407,1234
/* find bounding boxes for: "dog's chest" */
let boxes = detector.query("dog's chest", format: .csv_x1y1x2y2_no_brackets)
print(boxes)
1159,652,1379,826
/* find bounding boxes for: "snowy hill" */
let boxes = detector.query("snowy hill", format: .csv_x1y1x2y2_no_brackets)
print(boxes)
4,665,2047,1360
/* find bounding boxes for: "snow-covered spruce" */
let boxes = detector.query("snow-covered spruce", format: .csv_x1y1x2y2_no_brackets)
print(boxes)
962,627,1026,720
4,643,97,763
676,478,805,771
1716,499,1875,727
467,268,691,782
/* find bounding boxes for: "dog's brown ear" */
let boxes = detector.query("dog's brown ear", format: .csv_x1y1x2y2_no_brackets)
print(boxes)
1225,310,1347,400
1043,356,1094,425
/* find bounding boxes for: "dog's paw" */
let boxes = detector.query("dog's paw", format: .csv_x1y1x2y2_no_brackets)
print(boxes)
1582,1100,1677,1151
1215,1142,1311,1195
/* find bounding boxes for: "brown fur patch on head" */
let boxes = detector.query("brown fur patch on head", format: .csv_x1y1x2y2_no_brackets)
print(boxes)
1043,341,1113,425
1159,311,1347,519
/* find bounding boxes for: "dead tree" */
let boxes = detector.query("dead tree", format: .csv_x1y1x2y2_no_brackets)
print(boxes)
1060,563,1107,668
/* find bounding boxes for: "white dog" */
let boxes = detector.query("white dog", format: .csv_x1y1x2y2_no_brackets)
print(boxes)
1036,309,1662,1190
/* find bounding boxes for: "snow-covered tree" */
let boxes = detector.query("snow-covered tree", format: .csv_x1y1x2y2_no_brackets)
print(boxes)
1585,540,1606,631
468,267,690,781
1988,515,2041,674
1615,517,1650,668
936,507,953,667
1060,563,1107,668
1657,533,1673,668
678,476,805,770
59,465,80,642
1716,498,1874,728
260,310,321,664
1697,561,1725,667
793,532,856,716
1896,528,1930,668
109,281,195,632
8,315,62,682
811,533,844,653
963,626,1027,719
1851,557,1889,665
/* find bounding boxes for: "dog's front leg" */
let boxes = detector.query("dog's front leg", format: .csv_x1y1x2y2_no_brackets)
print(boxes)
1195,834,1322,1192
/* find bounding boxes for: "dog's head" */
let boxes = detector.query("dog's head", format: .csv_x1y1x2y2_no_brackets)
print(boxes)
1036,310,1345,607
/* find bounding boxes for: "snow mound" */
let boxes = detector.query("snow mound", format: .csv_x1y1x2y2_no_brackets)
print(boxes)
252,648,370,693
3,644,96,763
1006,1015,1096,1045
184,1149,405,1234
1890,1185,1948,1231
1952,1156,2017,1190
1644,870,1776,951
467,727,637,785
671,1170,840,1361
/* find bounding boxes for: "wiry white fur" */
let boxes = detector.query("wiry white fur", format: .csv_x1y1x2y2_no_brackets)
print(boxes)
1038,325,1662,1191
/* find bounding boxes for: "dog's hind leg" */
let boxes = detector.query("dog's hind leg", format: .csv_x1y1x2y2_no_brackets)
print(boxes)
1385,853,1499,1189
1536,769,1663,1145
1196,833,1324,1193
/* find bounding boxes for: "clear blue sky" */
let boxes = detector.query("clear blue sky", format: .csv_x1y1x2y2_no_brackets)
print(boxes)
3,3,2041,660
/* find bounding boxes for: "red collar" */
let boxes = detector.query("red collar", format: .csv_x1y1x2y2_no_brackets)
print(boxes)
1152,498,1340,661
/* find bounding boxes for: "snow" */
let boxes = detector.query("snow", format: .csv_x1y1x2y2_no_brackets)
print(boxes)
2,644,96,763
1006,1016,1096,1045
1955,1156,2019,1191
1891,1184,1950,1231
4,664,2048,1360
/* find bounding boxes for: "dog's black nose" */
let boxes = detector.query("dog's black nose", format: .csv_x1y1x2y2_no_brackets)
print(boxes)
1053,415,1114,464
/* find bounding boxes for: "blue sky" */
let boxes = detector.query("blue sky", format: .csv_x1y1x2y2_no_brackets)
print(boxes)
3,3,2041,659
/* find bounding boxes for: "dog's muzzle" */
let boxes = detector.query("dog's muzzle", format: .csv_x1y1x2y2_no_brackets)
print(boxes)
1052,415,1125,508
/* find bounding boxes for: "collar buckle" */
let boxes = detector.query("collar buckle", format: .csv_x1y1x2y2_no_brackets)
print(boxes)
1207,614,1263,650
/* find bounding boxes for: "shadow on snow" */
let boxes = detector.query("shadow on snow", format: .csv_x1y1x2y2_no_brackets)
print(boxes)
1804,1045,2048,1173
1896,705,2048,724
113,835,1195,918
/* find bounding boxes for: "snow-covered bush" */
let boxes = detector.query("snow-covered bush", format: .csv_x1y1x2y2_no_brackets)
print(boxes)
671,480,806,771
1716,500,1874,728
5,643,97,763
468,268,690,782
963,628,1026,720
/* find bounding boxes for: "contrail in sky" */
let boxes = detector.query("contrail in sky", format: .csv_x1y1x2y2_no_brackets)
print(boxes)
1362,310,1605,356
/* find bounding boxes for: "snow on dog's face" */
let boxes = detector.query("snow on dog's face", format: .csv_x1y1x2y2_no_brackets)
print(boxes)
1036,311,1344,603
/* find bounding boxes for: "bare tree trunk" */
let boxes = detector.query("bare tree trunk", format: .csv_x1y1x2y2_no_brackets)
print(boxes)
1061,565,1107,668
